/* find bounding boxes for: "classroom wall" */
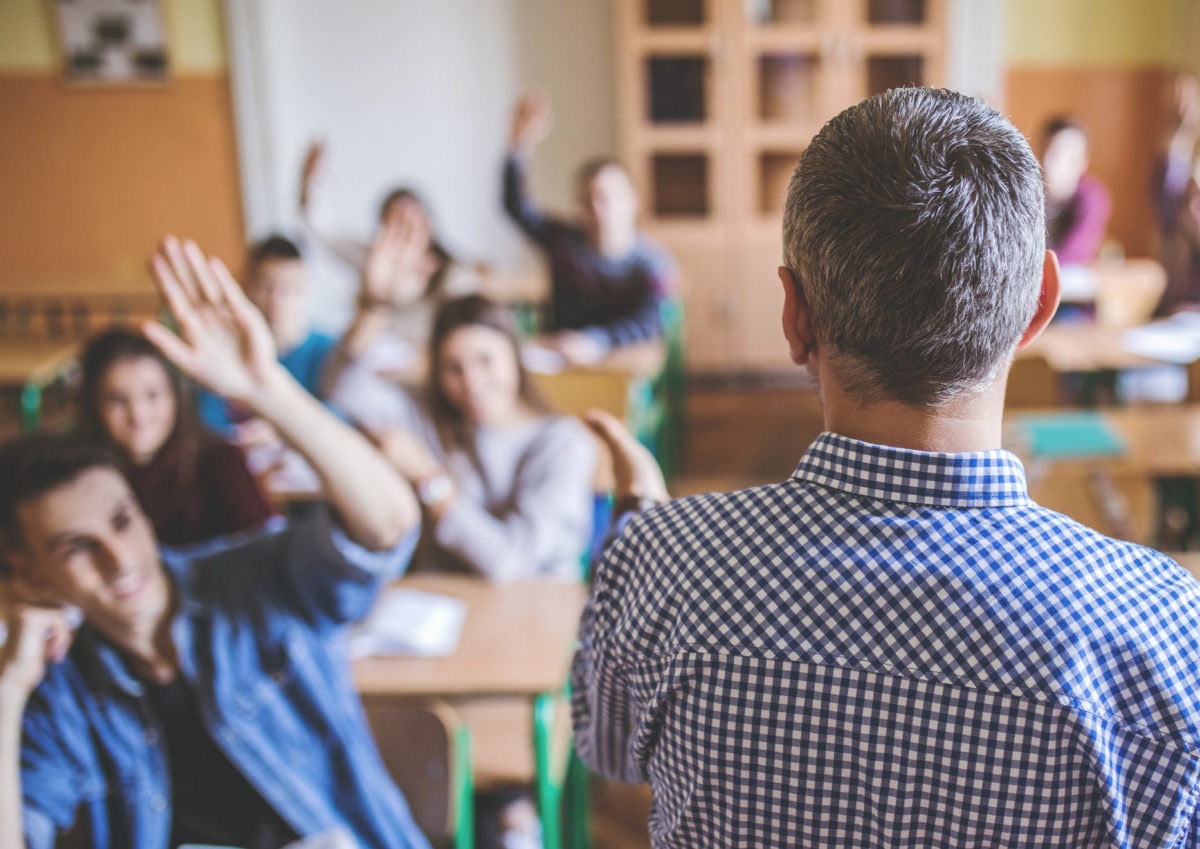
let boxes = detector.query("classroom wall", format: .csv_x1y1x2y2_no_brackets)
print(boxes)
0,0,243,292
1003,0,1187,258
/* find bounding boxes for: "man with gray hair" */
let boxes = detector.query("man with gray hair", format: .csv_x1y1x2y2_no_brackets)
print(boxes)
572,87,1200,847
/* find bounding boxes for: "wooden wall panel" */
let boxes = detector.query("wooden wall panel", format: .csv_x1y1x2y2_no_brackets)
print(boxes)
1005,66,1175,259
0,74,243,292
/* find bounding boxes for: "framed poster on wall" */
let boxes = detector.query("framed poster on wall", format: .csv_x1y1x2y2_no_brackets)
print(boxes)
49,0,170,84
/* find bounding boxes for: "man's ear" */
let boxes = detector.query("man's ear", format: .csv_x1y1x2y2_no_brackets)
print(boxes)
779,266,817,365
1017,250,1062,349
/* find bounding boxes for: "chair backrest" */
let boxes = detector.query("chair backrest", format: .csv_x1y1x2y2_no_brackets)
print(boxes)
361,696,472,847
1006,354,1059,408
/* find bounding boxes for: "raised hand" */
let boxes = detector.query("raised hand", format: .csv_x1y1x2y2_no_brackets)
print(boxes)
0,605,73,707
585,409,669,504
144,236,282,405
361,203,434,309
299,140,326,211
509,92,553,155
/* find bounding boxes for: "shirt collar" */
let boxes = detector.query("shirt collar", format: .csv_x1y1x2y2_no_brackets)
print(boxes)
792,432,1031,509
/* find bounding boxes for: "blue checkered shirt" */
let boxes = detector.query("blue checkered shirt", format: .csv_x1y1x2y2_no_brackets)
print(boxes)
573,432,1200,848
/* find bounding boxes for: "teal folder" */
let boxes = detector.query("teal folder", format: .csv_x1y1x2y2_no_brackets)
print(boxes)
1018,412,1126,459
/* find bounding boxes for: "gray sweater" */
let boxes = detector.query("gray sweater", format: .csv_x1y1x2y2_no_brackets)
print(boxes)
331,366,596,581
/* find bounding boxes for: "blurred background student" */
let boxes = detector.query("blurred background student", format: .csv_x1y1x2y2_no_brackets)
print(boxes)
300,141,482,375
196,235,338,442
1041,115,1113,267
331,291,595,582
504,93,677,367
1154,74,1200,316
78,328,274,547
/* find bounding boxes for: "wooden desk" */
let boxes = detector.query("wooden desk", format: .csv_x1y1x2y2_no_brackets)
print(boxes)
354,574,586,697
1019,324,1161,374
354,574,589,849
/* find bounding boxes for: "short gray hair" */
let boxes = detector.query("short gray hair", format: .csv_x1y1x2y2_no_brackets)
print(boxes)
782,87,1045,406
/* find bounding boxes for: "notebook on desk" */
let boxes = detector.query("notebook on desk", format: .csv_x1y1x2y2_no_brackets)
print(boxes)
349,588,467,658
1017,411,1125,459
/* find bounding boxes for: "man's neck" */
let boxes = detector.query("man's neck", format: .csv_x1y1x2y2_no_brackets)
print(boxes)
819,366,1008,454
93,602,180,684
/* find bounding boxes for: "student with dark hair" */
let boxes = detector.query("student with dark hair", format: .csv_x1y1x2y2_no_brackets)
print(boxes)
196,234,338,436
0,236,428,849
573,88,1200,847
1039,114,1112,265
330,288,595,583
503,93,677,366
77,328,273,547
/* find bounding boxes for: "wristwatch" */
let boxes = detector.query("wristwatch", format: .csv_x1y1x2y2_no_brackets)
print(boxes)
416,471,456,508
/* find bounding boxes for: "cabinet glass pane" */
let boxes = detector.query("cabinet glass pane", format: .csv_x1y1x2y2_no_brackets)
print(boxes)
646,0,705,26
652,154,709,217
867,0,926,25
746,0,816,25
647,56,708,123
759,54,819,123
867,56,923,96
759,151,802,215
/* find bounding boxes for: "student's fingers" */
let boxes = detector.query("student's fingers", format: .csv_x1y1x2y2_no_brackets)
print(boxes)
209,255,253,315
142,320,199,376
149,254,203,338
161,235,201,303
183,240,224,308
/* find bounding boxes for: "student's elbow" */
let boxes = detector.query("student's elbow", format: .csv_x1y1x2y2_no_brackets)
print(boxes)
351,487,421,552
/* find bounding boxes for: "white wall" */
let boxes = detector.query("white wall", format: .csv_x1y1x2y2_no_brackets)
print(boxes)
225,0,617,330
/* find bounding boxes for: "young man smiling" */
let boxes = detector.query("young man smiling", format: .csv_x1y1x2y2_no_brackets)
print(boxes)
0,237,429,849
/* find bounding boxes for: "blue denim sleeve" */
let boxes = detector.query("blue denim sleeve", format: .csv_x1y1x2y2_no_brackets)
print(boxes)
20,679,88,849
330,522,421,581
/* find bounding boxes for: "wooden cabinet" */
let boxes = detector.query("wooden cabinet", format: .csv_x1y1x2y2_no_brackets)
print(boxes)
616,0,947,372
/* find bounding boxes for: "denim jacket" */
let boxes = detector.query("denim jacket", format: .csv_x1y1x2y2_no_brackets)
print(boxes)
20,511,430,849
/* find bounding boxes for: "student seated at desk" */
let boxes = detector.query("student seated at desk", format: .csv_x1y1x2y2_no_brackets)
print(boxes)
78,328,273,547
503,93,677,366
0,235,430,849
196,235,338,440
1040,115,1112,266
330,293,595,583
299,141,481,374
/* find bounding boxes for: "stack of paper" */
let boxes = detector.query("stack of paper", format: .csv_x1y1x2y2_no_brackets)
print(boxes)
348,588,467,657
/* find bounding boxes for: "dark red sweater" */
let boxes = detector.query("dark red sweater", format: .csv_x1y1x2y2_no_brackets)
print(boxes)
124,435,274,547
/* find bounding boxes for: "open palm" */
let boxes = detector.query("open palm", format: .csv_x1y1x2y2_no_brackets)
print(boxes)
144,236,279,404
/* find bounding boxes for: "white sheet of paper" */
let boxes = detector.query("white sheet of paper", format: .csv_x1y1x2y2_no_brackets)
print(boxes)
348,588,467,658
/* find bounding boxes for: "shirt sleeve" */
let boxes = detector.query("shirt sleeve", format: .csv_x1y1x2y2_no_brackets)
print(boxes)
433,418,596,582
571,519,647,784
503,153,567,248
186,508,420,630
20,683,87,849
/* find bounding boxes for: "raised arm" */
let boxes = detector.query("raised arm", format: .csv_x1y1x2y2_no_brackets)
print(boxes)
144,236,419,551
321,206,433,392
298,140,370,270
503,93,558,245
